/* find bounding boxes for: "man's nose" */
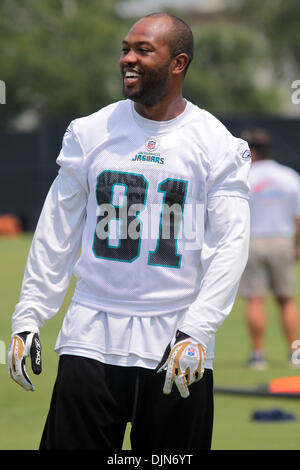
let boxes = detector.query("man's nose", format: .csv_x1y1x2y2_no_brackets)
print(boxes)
121,49,138,65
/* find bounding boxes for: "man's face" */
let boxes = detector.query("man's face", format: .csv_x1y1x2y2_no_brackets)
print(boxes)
120,17,173,107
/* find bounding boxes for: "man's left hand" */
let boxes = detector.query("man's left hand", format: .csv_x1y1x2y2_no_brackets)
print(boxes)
156,331,205,398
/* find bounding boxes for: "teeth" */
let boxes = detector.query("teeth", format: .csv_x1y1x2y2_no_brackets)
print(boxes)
125,71,139,78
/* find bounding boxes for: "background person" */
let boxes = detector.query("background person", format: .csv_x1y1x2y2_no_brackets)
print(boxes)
239,128,300,369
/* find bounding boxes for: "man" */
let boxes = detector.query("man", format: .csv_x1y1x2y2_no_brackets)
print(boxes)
239,128,300,370
8,13,250,450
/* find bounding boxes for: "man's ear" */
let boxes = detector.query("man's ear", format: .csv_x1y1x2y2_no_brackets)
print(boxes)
171,53,189,76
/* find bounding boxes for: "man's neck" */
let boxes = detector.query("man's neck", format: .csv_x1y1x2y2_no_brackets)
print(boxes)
133,95,187,122
252,157,272,163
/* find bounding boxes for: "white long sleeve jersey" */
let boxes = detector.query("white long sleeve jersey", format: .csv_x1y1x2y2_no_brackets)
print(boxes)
12,99,251,370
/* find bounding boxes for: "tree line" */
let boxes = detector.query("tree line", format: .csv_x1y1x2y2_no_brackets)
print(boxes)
1,0,299,121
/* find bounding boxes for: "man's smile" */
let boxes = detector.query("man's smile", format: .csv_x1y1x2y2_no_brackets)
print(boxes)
123,69,142,87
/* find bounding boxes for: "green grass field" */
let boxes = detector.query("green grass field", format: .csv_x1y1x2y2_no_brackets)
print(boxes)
1,234,300,450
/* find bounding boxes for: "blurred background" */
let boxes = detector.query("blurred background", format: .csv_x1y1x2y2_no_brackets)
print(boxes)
1,0,300,451
1,0,300,230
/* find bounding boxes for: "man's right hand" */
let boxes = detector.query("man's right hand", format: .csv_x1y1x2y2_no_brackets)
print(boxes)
8,332,42,391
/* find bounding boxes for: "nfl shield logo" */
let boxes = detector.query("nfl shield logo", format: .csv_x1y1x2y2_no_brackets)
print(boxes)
145,137,159,152
187,346,196,357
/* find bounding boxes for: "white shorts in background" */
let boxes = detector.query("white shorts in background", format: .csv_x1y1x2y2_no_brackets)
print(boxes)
239,237,296,298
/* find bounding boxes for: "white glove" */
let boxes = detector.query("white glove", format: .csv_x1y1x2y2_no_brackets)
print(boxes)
8,332,42,391
156,331,205,398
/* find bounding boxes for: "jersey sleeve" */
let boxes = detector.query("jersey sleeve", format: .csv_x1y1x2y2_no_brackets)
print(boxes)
56,120,88,192
177,195,250,350
11,123,88,336
176,126,251,350
207,137,251,200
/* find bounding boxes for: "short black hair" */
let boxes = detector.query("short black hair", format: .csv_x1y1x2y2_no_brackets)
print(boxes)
241,128,272,160
143,12,194,75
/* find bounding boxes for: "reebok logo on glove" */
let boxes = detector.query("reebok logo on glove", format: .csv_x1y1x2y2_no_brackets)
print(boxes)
33,336,41,369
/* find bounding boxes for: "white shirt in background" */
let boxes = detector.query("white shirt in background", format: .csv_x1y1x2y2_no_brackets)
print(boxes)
248,160,300,238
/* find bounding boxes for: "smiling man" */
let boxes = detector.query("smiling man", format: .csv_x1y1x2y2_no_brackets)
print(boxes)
9,13,251,451
120,14,192,115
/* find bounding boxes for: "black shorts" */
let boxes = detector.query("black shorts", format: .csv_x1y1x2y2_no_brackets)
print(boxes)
39,355,214,451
